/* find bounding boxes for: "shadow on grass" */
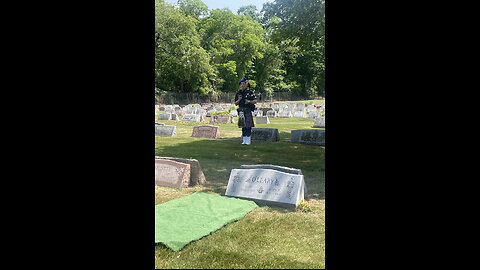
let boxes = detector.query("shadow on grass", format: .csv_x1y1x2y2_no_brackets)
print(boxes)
156,136,325,203
154,242,171,250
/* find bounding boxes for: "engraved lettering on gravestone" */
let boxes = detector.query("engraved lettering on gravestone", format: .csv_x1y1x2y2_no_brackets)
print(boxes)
154,159,190,188
225,168,305,207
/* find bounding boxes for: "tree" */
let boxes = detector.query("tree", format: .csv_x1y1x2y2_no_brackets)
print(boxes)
198,8,266,92
237,5,261,23
154,0,326,100
262,0,326,97
155,0,214,95
177,0,209,20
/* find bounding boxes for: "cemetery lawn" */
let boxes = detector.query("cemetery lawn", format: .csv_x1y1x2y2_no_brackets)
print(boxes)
155,113,325,269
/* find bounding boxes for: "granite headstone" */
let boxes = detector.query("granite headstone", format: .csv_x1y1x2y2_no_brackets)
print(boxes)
155,125,176,137
313,117,325,128
154,159,191,188
255,116,270,124
155,156,206,186
182,114,204,122
251,128,279,142
225,168,305,208
291,129,325,145
210,114,231,124
191,125,220,138
158,113,171,120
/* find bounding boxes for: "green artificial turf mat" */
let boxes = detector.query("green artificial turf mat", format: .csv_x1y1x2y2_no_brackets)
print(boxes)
155,191,258,251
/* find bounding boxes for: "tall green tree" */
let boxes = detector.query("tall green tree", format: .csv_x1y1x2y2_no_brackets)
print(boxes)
237,5,261,23
262,0,326,97
177,0,209,20
198,8,266,92
154,0,325,100
155,0,214,95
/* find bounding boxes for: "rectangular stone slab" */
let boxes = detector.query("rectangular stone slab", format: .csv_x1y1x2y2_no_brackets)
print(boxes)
293,110,306,118
155,156,206,186
155,125,176,137
155,159,191,188
182,114,203,122
313,117,325,128
251,128,279,142
209,114,231,124
291,129,325,145
158,113,171,120
279,111,292,118
225,168,305,208
191,125,220,138
266,110,277,117
255,116,270,124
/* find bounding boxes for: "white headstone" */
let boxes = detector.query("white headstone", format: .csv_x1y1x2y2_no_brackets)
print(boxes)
296,103,305,111
279,111,292,118
255,116,270,124
266,110,277,118
293,110,306,118
158,113,171,120
155,125,176,137
225,168,305,208
182,114,203,122
313,117,325,128
230,110,238,117
308,111,320,119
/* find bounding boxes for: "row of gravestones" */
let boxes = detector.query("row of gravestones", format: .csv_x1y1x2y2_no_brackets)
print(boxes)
158,113,236,124
155,158,308,208
159,109,323,121
156,102,324,111
157,113,324,128
157,102,325,120
156,104,323,209
155,123,325,145
155,123,221,139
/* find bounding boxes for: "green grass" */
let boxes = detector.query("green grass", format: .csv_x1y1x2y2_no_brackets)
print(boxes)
155,108,325,269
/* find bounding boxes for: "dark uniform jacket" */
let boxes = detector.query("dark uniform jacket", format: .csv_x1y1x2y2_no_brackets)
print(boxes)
235,88,256,112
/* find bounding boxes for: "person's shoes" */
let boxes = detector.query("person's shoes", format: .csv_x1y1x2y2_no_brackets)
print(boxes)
241,136,246,145
245,136,251,145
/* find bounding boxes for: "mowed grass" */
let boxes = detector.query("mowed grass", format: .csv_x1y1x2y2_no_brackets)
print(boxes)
154,107,325,269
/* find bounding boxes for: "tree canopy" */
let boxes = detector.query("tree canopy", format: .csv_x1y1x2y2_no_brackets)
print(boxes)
155,0,325,99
